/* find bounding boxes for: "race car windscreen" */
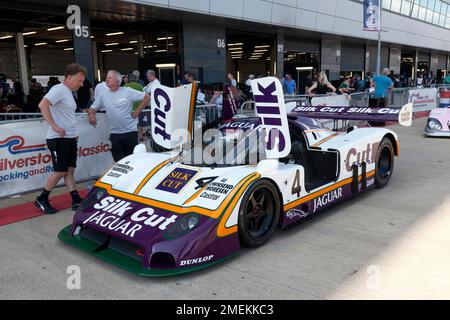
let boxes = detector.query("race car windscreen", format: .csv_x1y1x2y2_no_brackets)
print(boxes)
180,125,266,167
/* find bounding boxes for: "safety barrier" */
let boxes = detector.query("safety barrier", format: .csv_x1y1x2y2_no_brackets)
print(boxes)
0,113,44,122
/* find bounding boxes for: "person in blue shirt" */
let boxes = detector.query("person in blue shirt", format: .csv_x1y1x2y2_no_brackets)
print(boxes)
370,68,394,107
283,73,296,95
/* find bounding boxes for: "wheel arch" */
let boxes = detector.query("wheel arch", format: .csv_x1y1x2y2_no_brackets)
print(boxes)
256,177,285,227
383,133,399,157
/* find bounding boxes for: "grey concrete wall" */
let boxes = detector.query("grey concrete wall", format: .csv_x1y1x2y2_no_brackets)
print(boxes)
182,21,226,85
321,39,341,81
130,0,450,53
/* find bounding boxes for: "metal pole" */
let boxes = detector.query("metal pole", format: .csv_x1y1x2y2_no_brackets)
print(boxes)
376,0,382,76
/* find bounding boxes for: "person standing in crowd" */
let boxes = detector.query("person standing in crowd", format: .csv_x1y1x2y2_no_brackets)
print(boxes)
415,72,424,87
244,74,255,100
88,70,150,162
12,78,24,107
370,68,394,107
180,71,192,85
121,74,129,86
133,70,145,86
308,71,336,95
76,78,93,112
338,76,354,94
124,72,144,111
283,73,297,96
143,70,161,96
227,72,237,87
443,72,450,84
94,79,108,100
34,63,86,214
0,73,10,100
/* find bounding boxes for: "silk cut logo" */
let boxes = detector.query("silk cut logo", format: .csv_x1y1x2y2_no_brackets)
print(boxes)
0,136,47,155
156,167,198,194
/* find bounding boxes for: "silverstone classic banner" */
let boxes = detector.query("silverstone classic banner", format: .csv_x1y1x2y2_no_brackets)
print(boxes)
0,114,114,198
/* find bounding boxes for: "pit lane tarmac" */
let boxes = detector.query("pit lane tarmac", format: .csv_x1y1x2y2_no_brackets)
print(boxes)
1,117,450,299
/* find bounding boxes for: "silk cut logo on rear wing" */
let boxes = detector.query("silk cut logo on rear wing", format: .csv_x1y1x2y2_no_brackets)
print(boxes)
292,103,413,127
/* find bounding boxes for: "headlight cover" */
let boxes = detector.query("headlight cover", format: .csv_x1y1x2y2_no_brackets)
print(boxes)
78,187,106,211
163,213,200,241
427,118,442,130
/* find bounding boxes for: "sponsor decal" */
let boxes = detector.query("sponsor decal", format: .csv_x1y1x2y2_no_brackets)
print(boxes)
251,77,291,158
294,106,402,115
199,182,234,201
0,136,46,155
156,167,198,194
152,88,172,142
345,142,379,172
313,187,343,213
107,161,134,179
219,121,260,131
180,255,214,266
286,208,308,220
83,196,178,238
77,143,111,157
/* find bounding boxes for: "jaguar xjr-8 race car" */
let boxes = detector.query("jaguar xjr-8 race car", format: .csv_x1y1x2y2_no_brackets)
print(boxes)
59,77,412,276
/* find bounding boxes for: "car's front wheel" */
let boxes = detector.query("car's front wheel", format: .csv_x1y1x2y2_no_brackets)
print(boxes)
238,180,280,248
375,137,395,188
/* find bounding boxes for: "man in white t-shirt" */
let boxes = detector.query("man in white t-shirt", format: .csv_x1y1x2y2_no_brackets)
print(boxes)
88,70,150,162
34,63,86,214
143,70,161,97
94,81,108,100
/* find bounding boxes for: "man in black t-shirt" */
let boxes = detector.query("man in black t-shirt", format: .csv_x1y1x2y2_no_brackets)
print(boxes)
76,79,93,111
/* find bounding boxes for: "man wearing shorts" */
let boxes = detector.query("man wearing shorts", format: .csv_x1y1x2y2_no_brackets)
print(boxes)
34,63,86,214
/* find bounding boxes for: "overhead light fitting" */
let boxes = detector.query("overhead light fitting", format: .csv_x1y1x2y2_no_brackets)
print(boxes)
55,39,70,43
64,48,73,51
228,47,243,51
23,31,37,36
156,63,176,68
129,40,138,43
228,43,243,46
254,45,270,48
0,35,13,39
106,32,124,36
34,42,47,46
157,36,173,40
121,48,134,51
101,49,113,53
105,43,119,46
155,49,167,53
47,26,65,31
296,67,314,70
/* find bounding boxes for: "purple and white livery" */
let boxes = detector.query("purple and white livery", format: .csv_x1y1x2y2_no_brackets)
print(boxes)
59,77,411,276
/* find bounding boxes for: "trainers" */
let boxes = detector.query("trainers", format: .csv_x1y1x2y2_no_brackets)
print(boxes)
34,198,57,214
71,198,84,211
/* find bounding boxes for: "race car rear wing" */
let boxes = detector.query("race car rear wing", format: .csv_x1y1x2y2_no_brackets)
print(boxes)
290,103,413,127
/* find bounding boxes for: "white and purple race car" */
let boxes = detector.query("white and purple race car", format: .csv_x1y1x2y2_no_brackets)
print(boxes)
59,77,412,276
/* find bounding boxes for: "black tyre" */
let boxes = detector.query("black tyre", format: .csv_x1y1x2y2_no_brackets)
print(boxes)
375,137,395,188
238,179,281,248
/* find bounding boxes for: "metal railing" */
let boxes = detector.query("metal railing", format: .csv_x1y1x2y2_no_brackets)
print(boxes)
0,113,44,122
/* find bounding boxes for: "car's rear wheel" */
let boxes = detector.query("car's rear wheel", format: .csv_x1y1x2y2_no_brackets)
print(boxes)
375,138,395,188
238,180,280,248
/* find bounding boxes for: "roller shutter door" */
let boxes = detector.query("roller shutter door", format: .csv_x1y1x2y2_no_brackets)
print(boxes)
341,43,365,71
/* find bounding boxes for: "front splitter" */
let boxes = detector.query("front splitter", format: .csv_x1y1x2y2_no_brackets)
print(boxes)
58,226,236,277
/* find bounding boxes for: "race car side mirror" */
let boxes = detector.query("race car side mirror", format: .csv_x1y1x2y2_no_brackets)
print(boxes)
133,143,147,154
256,159,279,175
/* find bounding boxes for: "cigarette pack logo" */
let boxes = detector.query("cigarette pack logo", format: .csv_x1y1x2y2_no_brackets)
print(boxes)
0,136,46,155
156,167,198,194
